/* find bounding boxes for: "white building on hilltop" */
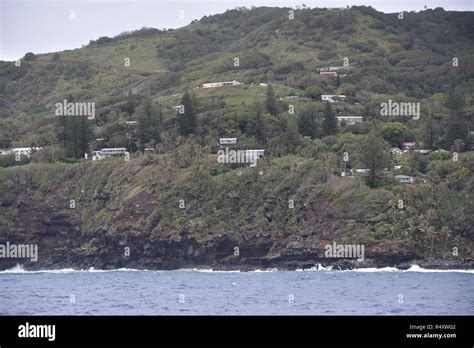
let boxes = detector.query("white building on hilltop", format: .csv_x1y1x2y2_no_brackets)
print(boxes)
337,116,363,125
202,80,241,89
0,147,43,158
321,94,346,103
219,138,237,146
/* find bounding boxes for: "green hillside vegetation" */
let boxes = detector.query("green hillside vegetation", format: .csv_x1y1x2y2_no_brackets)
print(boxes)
0,6,472,266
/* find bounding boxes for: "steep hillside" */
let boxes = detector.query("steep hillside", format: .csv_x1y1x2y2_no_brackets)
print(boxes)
0,6,473,270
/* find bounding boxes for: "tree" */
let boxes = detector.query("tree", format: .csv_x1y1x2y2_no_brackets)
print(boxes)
248,102,266,144
379,122,406,147
57,116,93,158
137,97,161,148
297,104,318,139
322,102,337,136
265,85,279,116
177,91,197,136
360,128,391,188
304,84,321,100
125,90,135,117
444,87,467,149
421,112,435,150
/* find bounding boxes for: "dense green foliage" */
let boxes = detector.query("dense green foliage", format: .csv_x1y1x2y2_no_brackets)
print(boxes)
0,6,472,260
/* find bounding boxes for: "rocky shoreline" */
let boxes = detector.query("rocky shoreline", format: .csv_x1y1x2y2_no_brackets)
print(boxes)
1,253,472,272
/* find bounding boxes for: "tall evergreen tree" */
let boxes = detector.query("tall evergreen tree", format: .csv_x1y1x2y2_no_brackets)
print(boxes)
322,102,338,136
444,86,466,149
361,128,391,188
297,104,318,139
137,97,161,148
265,85,279,116
58,116,92,158
248,102,266,144
178,91,197,136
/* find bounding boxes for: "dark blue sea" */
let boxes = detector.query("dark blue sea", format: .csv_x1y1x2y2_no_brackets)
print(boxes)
1,265,472,315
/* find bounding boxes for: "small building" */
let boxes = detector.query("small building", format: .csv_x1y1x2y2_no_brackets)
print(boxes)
202,80,241,89
402,142,416,151
390,147,403,156
321,95,334,102
351,169,370,176
219,138,237,146
11,147,42,158
320,71,337,76
98,148,127,157
321,94,346,103
395,175,414,184
317,66,346,72
245,149,265,162
259,83,268,87
337,116,363,125
125,121,137,125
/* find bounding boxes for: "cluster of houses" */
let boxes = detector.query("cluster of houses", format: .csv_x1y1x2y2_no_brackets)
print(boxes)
0,147,43,158
390,142,431,156
343,141,434,184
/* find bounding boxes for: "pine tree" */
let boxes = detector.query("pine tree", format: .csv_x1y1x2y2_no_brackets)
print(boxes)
178,91,197,136
265,85,279,116
253,105,266,143
361,128,391,188
78,115,93,157
322,102,338,136
297,104,318,139
59,115,92,158
137,97,161,148
444,86,466,149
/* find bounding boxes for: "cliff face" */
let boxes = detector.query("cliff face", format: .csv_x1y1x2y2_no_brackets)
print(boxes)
0,157,471,271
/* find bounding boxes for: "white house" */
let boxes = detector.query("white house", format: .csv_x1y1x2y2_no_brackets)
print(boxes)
245,149,265,162
99,148,127,156
351,169,370,175
202,80,241,89
219,138,237,146
390,147,403,156
7,147,43,158
321,95,346,103
337,116,363,125
395,175,414,184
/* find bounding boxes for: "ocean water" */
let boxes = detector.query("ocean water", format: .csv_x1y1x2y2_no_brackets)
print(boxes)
0,265,473,315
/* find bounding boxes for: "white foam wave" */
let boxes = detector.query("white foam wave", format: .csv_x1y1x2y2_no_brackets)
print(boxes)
403,265,474,273
292,264,473,273
183,268,241,273
0,264,149,274
1,264,472,274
